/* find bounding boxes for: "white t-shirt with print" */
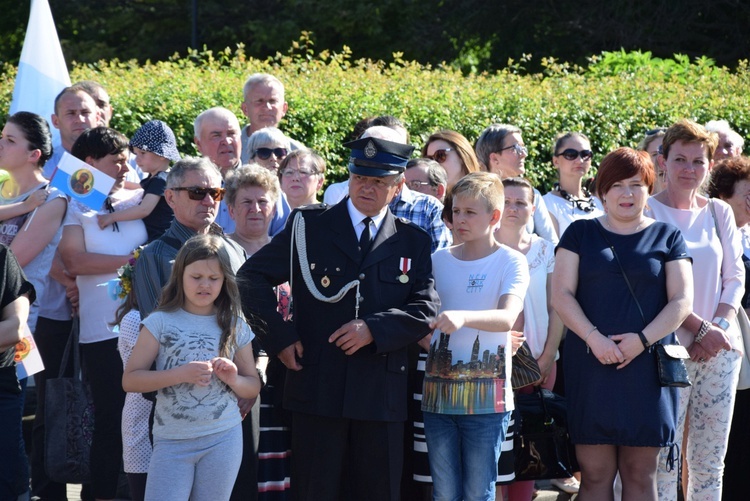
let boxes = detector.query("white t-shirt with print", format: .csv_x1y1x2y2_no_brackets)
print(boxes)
423,245,529,415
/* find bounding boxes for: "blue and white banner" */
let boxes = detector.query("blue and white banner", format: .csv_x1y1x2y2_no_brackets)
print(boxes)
50,152,115,210
9,0,71,147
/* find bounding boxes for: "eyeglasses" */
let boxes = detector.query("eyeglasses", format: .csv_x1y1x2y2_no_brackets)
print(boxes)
646,127,667,136
555,148,593,161
254,147,288,160
171,186,225,201
406,180,433,190
425,148,453,164
280,168,317,178
499,144,528,156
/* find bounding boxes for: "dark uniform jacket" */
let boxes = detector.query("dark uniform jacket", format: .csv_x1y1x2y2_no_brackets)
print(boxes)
238,200,439,422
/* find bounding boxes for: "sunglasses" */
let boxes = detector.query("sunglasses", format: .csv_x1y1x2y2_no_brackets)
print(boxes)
646,127,667,136
425,148,453,164
254,147,288,160
555,148,593,161
499,143,528,156
171,186,225,201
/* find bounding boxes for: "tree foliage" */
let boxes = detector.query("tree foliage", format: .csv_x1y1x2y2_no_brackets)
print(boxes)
1,1,749,72
1,42,745,193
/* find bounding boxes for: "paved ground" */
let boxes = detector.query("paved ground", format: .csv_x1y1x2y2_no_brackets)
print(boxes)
63,482,576,501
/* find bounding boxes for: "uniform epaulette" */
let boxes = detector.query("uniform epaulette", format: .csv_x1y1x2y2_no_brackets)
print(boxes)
394,216,431,237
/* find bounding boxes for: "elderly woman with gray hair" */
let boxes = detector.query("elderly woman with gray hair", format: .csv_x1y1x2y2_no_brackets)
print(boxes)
225,164,292,499
225,164,281,257
247,126,292,172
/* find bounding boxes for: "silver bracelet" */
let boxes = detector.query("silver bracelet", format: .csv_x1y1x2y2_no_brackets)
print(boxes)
695,320,711,343
584,326,598,344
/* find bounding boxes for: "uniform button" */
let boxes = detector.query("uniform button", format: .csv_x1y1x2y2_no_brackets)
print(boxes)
359,273,365,280
359,296,364,303
400,366,405,371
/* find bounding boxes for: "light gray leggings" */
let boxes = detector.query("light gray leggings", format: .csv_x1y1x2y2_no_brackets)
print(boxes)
145,424,243,501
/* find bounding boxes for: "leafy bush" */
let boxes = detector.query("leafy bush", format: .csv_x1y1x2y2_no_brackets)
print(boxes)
1,43,748,192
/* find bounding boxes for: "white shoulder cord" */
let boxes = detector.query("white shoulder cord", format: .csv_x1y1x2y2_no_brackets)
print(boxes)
290,211,363,318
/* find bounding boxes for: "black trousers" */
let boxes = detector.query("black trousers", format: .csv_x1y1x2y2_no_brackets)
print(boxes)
80,338,126,500
229,397,260,501
722,388,750,500
291,411,403,501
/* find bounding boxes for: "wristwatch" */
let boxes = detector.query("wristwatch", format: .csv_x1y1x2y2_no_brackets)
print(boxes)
712,316,730,331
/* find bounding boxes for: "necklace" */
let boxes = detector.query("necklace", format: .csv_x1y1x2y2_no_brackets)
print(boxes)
554,182,595,213
603,215,645,234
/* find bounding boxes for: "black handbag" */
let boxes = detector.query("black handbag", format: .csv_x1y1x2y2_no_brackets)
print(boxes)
44,318,94,484
514,387,579,480
653,343,691,387
596,221,691,388
511,341,543,390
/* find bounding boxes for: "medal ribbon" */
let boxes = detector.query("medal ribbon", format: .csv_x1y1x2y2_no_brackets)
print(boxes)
400,257,411,275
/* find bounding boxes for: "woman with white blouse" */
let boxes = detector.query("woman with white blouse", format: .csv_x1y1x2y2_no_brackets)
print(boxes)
648,119,744,501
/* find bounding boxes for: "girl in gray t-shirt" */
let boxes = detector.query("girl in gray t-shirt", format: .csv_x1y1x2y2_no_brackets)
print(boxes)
123,234,261,500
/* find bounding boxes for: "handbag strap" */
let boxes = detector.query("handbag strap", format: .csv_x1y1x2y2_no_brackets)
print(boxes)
709,198,722,242
595,220,647,325
58,317,81,378
534,386,554,425
708,199,726,281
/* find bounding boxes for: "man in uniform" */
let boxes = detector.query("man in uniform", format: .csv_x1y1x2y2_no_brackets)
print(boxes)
238,137,439,500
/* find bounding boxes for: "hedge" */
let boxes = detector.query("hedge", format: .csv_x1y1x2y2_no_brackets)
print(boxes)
1,42,748,192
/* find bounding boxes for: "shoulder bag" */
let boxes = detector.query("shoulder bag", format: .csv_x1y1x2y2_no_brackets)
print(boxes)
44,317,94,483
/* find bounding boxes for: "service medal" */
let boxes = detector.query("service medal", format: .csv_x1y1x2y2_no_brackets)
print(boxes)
398,257,412,284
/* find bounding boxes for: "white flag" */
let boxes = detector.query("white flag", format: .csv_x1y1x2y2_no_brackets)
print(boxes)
9,0,71,146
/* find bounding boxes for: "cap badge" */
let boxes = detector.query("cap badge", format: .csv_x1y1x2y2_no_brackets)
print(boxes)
364,140,378,158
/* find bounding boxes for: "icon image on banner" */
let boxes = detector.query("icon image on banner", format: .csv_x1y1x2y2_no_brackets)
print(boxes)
50,152,115,211
71,169,94,196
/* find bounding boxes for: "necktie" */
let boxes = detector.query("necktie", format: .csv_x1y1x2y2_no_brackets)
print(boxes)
359,217,372,255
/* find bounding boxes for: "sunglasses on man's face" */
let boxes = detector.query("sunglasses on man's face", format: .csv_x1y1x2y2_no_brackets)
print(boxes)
254,147,288,160
171,186,225,201
425,148,453,164
555,148,593,161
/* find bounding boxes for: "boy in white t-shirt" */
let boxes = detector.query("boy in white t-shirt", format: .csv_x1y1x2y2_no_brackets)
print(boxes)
423,172,529,501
